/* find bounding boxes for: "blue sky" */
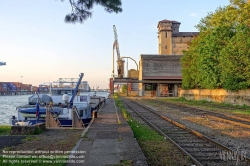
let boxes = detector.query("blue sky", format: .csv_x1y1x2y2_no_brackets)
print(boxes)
0,0,230,89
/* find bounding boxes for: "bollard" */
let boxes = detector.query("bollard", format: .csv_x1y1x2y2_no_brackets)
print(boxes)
92,111,97,118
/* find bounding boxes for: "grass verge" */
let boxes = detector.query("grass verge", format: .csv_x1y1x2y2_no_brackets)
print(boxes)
161,97,250,116
0,125,11,136
114,94,193,165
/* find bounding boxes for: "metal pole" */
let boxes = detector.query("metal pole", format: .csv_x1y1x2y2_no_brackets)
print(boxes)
112,81,114,96
127,80,128,97
112,49,114,78
21,76,23,94
127,58,128,78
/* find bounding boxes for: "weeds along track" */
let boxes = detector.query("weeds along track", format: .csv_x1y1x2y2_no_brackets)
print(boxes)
144,99,250,129
121,97,250,166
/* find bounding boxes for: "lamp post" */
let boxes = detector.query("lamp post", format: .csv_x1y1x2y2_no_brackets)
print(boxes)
21,76,23,94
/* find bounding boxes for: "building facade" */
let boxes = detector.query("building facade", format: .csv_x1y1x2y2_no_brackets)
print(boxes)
137,19,198,97
138,55,182,97
158,19,199,55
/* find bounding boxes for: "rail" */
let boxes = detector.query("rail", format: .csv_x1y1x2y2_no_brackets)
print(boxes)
121,97,250,165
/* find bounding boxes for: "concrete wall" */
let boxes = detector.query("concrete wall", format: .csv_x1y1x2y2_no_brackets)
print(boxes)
172,37,192,55
180,89,250,106
128,69,139,79
141,55,182,78
158,22,173,55
158,20,195,55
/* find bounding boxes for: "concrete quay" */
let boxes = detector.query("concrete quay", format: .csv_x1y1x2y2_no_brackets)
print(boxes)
67,96,147,166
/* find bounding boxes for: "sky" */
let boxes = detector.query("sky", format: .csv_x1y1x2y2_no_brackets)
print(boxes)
0,0,230,89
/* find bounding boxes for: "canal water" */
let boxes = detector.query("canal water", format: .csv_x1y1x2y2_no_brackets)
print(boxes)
0,95,30,124
0,92,110,125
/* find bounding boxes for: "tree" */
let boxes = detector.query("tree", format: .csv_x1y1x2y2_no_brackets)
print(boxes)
220,25,250,90
181,0,250,91
121,84,127,93
61,0,122,23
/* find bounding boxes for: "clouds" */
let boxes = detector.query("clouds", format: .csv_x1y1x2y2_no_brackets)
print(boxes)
189,13,198,18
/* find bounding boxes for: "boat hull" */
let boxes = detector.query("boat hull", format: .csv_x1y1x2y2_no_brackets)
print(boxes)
19,107,61,118
10,118,92,127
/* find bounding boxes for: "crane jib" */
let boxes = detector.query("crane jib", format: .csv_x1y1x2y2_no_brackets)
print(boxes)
70,73,84,107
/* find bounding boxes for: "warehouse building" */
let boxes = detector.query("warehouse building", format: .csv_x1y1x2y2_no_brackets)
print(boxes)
138,19,199,97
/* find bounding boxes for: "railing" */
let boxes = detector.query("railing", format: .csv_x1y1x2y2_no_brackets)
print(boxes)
160,90,178,97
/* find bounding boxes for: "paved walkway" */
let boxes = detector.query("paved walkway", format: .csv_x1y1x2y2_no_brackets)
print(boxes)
67,96,147,166
0,136,26,150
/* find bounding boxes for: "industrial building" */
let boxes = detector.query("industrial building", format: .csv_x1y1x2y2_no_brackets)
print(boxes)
111,19,199,97
137,19,199,97
158,19,199,55
138,54,182,97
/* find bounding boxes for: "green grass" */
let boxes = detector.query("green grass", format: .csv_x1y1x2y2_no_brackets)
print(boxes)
128,119,163,141
32,127,45,135
114,94,193,165
112,159,133,166
161,97,250,115
23,135,41,141
0,125,11,136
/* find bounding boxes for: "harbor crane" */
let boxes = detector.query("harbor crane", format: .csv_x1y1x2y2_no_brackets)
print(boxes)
0,62,6,66
112,26,139,79
113,25,125,78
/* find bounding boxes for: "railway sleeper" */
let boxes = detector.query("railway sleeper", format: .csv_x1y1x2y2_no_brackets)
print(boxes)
180,146,219,151
189,151,221,157
167,134,199,139
167,131,192,137
199,159,247,166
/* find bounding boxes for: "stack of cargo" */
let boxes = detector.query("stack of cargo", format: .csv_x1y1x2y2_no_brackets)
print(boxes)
7,83,17,92
0,82,48,93
11,82,21,92
20,84,32,92
0,82,7,92
0,82,36,92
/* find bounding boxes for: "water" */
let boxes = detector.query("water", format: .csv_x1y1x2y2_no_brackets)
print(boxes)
0,92,110,125
0,95,30,124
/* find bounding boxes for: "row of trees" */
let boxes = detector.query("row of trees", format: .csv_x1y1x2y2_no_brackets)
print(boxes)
181,0,250,91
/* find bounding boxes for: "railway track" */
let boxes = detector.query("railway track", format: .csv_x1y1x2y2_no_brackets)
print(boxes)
121,97,250,166
143,99,250,129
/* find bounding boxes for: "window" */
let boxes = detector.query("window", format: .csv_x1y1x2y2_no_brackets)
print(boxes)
165,32,168,38
145,84,157,91
165,45,167,49
145,84,152,91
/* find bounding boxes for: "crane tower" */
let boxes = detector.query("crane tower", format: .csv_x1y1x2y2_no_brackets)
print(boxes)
113,25,124,78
